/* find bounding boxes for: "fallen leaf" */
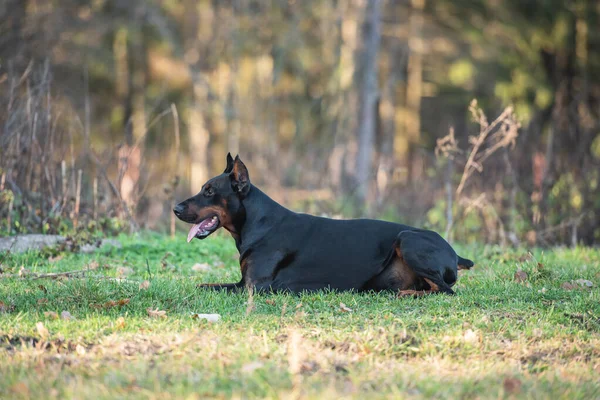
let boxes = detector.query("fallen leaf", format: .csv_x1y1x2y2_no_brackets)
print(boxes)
514,270,528,282
19,266,30,277
116,266,134,277
115,316,126,329
139,280,150,290
503,377,522,394
61,311,74,320
463,329,478,343
295,302,303,309
241,361,264,373
104,299,130,309
575,279,593,288
561,282,576,290
43,311,59,320
147,308,167,319
339,303,353,312
191,313,221,322
36,322,49,339
191,263,211,272
37,298,48,306
38,285,48,293
265,299,276,306
76,344,86,355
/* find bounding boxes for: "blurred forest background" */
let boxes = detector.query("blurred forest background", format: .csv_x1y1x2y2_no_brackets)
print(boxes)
1,0,599,245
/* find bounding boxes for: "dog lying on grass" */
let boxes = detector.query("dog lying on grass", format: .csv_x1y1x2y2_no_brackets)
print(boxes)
174,154,474,296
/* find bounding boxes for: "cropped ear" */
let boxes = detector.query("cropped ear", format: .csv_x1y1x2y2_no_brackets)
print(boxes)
224,152,234,173
230,155,250,196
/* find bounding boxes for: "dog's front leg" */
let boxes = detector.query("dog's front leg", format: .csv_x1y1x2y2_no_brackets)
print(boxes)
196,282,243,292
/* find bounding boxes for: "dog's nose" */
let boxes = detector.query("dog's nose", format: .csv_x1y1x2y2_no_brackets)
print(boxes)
173,203,185,217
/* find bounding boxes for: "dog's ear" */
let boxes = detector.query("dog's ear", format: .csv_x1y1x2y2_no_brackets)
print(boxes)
224,152,234,173
230,155,250,196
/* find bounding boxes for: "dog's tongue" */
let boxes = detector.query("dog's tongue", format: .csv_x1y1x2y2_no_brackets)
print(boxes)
187,218,215,243
187,223,202,243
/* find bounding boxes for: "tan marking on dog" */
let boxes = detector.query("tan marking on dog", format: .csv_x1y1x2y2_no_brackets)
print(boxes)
391,247,419,290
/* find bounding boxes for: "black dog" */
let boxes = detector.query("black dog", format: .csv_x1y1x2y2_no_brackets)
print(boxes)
174,154,474,296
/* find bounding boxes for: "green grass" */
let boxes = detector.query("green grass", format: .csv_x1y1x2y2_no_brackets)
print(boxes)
1,231,599,399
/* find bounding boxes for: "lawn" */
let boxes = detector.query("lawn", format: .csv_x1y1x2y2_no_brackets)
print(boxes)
1,232,599,399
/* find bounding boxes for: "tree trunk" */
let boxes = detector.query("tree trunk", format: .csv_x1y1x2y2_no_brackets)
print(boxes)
406,0,425,184
189,80,210,192
355,0,382,210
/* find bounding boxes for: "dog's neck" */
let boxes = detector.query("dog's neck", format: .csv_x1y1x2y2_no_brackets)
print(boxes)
234,185,292,252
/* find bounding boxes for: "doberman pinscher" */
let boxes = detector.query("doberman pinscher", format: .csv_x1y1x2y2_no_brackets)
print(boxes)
173,153,474,296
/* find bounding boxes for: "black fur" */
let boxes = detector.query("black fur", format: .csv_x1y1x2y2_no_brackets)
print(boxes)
174,153,474,295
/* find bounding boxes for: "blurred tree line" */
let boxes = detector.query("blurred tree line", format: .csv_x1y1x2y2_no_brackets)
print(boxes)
0,0,599,245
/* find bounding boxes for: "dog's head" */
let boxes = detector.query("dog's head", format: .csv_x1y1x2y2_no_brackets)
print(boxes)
173,153,250,241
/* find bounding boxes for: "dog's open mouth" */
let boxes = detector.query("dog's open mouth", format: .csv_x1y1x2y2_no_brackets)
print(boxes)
187,215,220,242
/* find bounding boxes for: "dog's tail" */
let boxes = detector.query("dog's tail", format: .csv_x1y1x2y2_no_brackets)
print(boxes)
457,256,474,270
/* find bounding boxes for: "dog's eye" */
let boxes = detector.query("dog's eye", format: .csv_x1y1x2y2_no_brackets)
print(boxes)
204,187,214,197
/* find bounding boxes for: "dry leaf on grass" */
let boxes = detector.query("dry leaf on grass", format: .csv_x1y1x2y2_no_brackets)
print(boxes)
139,280,150,290
61,311,74,320
463,329,479,343
514,270,528,282
562,279,593,290
191,263,211,272
265,299,276,306
36,322,49,339
339,303,353,312
19,266,30,277
37,298,48,305
575,279,593,288
75,344,87,355
191,313,221,322
43,311,59,320
38,284,48,293
94,298,130,309
147,308,167,319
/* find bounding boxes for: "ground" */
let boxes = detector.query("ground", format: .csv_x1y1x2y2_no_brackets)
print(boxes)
1,232,599,399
